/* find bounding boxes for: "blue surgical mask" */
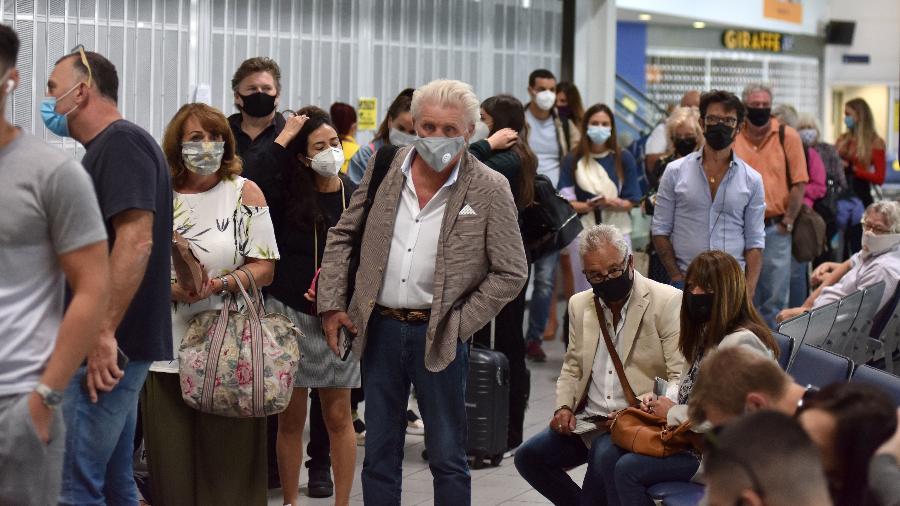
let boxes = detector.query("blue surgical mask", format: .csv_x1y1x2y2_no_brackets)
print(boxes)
40,82,81,138
844,115,855,130
587,125,612,145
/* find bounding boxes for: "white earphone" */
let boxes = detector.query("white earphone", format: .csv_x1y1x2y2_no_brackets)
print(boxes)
3,79,13,94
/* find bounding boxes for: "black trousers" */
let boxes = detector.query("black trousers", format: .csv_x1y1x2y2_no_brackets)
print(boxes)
473,274,530,449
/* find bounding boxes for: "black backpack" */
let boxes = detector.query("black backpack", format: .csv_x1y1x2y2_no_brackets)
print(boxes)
519,174,583,262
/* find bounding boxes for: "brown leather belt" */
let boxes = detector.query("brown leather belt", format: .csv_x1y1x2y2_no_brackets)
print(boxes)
374,304,431,323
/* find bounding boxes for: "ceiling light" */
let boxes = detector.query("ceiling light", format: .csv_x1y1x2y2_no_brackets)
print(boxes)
639,13,652,21
693,21,706,29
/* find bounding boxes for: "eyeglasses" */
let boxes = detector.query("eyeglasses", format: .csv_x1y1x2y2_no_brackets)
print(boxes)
583,253,629,284
862,220,892,235
703,115,738,128
70,44,93,87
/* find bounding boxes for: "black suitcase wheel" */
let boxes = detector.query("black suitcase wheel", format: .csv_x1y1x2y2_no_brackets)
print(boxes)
490,454,503,467
471,456,485,470
421,449,428,461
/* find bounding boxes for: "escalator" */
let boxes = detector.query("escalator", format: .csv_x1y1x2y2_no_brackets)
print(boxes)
614,73,668,147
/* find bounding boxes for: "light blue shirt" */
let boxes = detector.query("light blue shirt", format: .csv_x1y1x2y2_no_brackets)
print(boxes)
525,109,561,187
651,151,766,272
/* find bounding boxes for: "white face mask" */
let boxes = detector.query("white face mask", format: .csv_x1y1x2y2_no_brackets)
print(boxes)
307,146,344,177
389,128,418,147
862,231,900,256
535,90,556,111
471,121,490,143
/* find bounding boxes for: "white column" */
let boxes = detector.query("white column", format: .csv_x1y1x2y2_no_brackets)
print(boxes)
573,0,616,107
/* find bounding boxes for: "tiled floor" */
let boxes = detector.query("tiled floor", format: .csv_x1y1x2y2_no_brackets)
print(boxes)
266,318,582,505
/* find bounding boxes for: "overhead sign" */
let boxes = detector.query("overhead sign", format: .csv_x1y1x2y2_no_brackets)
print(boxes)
358,97,377,131
763,0,803,24
721,30,793,53
841,54,870,64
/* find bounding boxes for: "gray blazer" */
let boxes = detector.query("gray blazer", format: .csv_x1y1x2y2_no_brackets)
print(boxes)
317,146,528,372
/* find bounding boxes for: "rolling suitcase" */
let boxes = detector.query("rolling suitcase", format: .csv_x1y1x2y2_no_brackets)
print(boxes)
465,345,510,468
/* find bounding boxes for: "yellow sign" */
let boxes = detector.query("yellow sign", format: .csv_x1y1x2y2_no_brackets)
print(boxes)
764,0,803,24
358,97,377,131
621,96,639,114
722,30,788,53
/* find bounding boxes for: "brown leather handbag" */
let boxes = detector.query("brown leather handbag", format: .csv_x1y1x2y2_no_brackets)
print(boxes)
172,231,207,293
593,298,701,458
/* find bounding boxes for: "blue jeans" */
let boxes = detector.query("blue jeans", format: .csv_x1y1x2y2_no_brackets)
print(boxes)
526,251,560,343
59,360,151,506
361,313,470,506
515,429,698,506
789,257,810,308
754,224,793,328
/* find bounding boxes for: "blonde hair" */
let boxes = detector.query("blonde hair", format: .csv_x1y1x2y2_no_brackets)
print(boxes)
664,106,703,154
844,98,881,168
411,79,480,130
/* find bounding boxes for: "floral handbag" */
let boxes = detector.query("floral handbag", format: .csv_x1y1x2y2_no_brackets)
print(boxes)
179,266,301,418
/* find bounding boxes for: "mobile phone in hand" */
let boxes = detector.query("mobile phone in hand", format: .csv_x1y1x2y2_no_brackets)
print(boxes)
81,347,130,394
653,376,667,397
588,195,606,204
338,327,354,361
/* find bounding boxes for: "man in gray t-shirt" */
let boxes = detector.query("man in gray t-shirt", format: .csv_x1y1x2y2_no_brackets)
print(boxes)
0,25,109,506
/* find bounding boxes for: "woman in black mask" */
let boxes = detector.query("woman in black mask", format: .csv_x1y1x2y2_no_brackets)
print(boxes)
645,106,703,191
628,251,779,503
644,106,702,284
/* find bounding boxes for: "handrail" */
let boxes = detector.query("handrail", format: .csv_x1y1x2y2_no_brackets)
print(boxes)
615,98,656,131
615,73,668,117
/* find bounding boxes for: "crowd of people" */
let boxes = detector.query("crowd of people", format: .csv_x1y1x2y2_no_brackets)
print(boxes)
1,19,899,506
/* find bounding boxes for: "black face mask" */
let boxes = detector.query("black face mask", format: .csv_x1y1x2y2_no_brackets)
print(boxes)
591,269,634,304
238,91,277,118
557,105,572,121
673,137,697,157
746,107,771,127
704,123,735,151
686,292,715,324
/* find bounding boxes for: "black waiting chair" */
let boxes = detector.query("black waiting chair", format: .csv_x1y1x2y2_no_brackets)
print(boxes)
787,344,853,389
773,332,794,370
843,281,886,363
850,364,900,406
801,301,839,349
821,290,864,353
777,312,809,365
877,292,900,375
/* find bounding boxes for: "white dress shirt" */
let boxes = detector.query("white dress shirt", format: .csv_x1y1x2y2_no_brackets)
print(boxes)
376,148,460,309
585,295,633,416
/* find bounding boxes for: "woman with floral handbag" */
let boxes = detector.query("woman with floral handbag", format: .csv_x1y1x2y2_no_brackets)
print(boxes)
140,103,280,506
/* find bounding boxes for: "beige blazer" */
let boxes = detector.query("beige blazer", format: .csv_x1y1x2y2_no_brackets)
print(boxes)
317,146,528,372
555,271,686,411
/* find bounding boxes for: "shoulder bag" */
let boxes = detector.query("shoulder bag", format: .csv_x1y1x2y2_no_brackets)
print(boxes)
179,266,301,418
595,298,701,457
518,174,583,262
779,124,826,263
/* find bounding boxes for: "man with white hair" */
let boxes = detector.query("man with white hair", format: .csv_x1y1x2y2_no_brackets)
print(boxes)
317,79,528,505
515,224,684,505
777,200,900,323
735,83,808,328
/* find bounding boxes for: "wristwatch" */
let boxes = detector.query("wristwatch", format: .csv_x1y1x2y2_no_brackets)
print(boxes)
783,221,794,233
34,383,64,409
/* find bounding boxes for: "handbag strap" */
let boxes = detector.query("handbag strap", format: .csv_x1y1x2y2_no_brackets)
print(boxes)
200,290,236,413
593,297,639,407
237,266,265,320
230,271,266,417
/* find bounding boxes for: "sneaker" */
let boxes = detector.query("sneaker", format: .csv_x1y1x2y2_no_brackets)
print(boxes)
526,341,547,362
353,416,367,446
406,409,425,435
306,466,334,498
